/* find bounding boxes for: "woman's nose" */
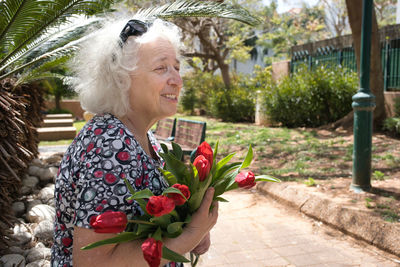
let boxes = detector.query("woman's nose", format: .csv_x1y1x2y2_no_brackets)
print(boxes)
168,69,183,87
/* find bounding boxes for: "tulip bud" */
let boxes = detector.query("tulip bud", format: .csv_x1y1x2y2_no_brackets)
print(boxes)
141,237,163,267
146,195,175,217
196,142,214,168
167,184,191,206
89,211,127,233
235,171,256,189
193,155,211,181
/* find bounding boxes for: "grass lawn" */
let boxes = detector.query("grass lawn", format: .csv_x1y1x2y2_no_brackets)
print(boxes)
39,115,400,183
38,114,400,222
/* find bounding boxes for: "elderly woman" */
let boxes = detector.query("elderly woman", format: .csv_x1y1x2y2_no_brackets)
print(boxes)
51,18,218,266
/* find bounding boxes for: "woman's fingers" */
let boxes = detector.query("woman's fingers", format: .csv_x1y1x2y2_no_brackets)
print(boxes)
191,232,211,255
198,187,215,214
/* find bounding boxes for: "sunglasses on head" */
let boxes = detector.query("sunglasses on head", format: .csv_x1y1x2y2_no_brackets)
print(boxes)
119,19,149,44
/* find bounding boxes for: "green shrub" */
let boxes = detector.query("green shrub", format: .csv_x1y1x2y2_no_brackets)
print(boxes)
263,65,358,127
180,71,224,115
383,117,400,135
47,108,72,114
180,71,256,122
394,97,400,117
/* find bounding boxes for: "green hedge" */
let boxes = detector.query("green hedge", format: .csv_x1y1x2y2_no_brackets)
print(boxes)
180,71,256,122
263,65,359,127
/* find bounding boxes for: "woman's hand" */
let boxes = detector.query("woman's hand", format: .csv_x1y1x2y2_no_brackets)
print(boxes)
191,232,211,255
186,187,219,236
164,187,218,255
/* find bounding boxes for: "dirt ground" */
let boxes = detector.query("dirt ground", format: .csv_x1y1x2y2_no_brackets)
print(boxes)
258,129,400,225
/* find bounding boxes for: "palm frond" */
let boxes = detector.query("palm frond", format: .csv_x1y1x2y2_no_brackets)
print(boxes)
15,71,67,87
0,17,103,74
0,34,87,81
0,0,113,67
136,0,261,26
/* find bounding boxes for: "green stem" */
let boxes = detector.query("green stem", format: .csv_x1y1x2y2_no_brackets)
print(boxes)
128,220,156,225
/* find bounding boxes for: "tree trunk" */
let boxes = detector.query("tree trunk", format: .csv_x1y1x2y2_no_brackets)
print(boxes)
219,62,231,88
344,0,387,128
55,93,61,111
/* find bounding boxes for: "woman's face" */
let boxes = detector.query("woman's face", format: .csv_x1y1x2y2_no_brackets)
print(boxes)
129,37,182,124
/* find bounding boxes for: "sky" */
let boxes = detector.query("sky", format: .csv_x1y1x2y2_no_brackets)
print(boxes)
263,0,319,13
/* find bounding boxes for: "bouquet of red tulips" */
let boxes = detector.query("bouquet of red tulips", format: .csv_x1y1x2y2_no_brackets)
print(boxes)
81,141,279,266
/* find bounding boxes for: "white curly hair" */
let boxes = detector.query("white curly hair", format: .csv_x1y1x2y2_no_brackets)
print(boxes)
70,17,183,117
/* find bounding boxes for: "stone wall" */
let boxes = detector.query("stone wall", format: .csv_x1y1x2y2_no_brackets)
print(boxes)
384,91,400,117
271,60,290,82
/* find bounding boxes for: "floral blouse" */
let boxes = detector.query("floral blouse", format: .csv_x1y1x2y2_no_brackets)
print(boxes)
51,113,182,267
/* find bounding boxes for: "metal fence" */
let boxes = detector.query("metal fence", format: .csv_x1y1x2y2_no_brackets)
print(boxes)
290,24,400,91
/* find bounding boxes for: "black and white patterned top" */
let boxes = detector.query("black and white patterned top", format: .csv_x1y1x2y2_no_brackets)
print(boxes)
51,113,182,267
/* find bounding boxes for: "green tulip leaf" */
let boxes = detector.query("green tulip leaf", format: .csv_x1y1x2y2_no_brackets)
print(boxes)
160,143,169,154
123,178,137,196
214,196,229,202
213,141,219,163
162,246,190,263
150,214,173,228
213,162,241,182
189,163,199,189
160,153,189,182
131,189,154,200
167,221,184,234
239,145,253,170
136,223,156,235
171,142,183,160
162,187,187,200
152,227,163,241
81,232,142,250
159,168,178,185
255,175,281,183
226,181,239,191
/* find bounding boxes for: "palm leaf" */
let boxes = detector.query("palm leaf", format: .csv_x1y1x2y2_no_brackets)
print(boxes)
136,0,261,26
1,17,103,75
0,0,113,67
0,34,88,81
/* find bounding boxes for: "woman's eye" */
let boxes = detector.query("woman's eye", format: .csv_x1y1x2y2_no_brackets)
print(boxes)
174,66,180,71
155,66,166,71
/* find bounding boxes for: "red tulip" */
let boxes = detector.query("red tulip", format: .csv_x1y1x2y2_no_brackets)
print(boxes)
235,171,256,189
196,142,213,168
193,155,211,181
141,237,163,267
89,211,127,233
167,184,191,206
146,195,175,217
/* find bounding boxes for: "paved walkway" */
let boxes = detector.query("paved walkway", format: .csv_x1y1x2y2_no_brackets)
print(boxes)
200,189,400,267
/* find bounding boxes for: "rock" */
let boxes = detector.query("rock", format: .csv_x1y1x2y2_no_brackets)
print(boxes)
46,197,55,207
0,254,25,267
26,247,51,263
20,185,32,195
26,199,43,213
27,204,55,223
23,175,39,189
35,242,46,248
30,158,44,167
39,167,58,183
42,153,63,166
38,185,55,203
7,246,25,254
33,220,54,241
28,165,41,177
12,201,25,217
26,259,51,267
11,223,32,245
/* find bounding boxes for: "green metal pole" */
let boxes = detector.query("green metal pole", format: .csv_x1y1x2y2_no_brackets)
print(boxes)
351,0,375,192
